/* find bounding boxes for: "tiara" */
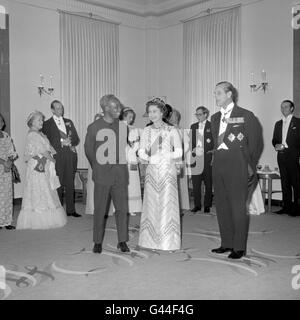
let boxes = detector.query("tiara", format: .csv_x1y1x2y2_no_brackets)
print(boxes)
122,107,133,113
148,97,166,106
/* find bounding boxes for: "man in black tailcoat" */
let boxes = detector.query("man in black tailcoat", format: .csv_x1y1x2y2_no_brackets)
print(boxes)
272,100,300,216
190,106,213,213
210,81,263,259
42,100,81,217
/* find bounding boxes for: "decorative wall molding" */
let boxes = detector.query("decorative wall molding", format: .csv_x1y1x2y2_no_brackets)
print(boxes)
9,0,271,29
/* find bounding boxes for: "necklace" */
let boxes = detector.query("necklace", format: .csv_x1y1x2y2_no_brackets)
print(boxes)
152,121,164,129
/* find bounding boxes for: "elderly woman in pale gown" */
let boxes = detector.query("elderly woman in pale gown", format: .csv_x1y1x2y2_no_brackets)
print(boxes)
138,98,183,251
16,111,66,229
0,113,18,230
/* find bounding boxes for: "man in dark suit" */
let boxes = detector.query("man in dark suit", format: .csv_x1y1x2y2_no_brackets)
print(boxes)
42,100,80,217
84,94,130,254
272,100,300,216
210,81,263,259
189,106,213,213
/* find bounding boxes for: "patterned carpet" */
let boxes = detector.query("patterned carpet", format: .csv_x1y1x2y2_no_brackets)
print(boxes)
0,203,300,300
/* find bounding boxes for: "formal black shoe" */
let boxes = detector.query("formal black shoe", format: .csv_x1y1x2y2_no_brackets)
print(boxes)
228,250,246,259
211,247,233,254
204,207,210,213
191,206,201,213
288,211,300,217
274,208,287,215
67,212,81,217
93,243,102,254
5,225,15,230
117,242,130,252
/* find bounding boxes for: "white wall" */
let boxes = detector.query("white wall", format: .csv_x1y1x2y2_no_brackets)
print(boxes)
239,0,294,169
239,0,294,198
2,0,296,200
119,25,146,129
1,0,146,197
158,24,184,121
1,0,60,197
157,0,296,199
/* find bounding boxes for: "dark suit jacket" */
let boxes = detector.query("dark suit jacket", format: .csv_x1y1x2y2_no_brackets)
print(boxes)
84,118,128,186
42,117,80,153
211,105,263,172
190,120,214,169
272,116,300,156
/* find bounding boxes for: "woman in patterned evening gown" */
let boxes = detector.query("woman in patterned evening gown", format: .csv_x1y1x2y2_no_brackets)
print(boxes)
138,98,183,251
119,107,142,216
0,113,18,230
16,111,67,230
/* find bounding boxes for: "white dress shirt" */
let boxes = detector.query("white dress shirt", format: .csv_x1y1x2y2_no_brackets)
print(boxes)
217,102,234,150
282,114,292,148
53,115,67,134
197,120,207,147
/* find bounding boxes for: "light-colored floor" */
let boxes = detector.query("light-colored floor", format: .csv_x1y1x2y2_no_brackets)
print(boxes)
0,203,300,300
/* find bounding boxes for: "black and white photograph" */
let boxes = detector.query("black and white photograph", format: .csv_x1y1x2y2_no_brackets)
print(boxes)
0,0,300,304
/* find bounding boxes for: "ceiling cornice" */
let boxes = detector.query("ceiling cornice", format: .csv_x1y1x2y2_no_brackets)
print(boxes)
76,0,210,17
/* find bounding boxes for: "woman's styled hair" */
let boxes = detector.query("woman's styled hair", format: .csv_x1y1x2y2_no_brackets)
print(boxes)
168,109,181,126
0,113,6,130
145,98,167,117
164,104,173,121
119,107,136,125
27,111,45,128
216,81,239,104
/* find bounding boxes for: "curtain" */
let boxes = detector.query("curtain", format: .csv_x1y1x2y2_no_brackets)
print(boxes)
183,6,241,128
60,12,119,168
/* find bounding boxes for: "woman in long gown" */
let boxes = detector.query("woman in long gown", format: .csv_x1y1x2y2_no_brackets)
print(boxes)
248,182,265,215
0,113,18,230
168,109,190,212
119,107,142,216
138,98,183,251
16,111,67,229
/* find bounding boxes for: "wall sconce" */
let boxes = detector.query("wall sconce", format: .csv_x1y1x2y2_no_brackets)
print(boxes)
250,70,268,93
38,74,54,96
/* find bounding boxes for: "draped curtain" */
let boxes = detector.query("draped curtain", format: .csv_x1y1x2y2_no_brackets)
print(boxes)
60,12,119,168
183,7,241,128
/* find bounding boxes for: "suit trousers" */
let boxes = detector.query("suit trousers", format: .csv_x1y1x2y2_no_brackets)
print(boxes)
212,149,249,251
55,147,77,214
277,150,300,211
191,166,212,208
93,182,129,244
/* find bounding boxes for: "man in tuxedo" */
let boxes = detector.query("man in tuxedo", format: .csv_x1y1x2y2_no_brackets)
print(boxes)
84,94,130,254
210,81,263,259
272,100,300,216
189,106,213,213
42,100,81,217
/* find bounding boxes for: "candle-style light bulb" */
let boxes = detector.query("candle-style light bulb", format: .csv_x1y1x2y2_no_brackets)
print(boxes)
250,72,255,85
262,70,267,83
40,74,44,87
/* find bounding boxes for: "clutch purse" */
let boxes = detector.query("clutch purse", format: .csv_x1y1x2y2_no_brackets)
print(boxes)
34,157,47,173
11,163,21,183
